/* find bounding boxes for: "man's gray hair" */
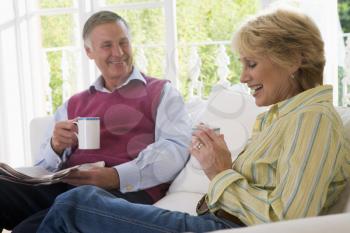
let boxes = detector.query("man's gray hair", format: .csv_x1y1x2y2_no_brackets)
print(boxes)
83,11,129,47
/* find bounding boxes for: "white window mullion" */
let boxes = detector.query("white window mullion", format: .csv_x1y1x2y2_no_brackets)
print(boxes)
26,0,47,117
91,0,99,12
76,0,91,91
163,0,179,89
98,1,163,11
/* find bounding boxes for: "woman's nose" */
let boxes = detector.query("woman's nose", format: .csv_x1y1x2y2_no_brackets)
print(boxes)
240,70,249,83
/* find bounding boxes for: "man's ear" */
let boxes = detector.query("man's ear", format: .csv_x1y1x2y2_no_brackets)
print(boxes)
84,45,94,59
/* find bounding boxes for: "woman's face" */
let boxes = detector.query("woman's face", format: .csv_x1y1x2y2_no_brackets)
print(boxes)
239,54,301,106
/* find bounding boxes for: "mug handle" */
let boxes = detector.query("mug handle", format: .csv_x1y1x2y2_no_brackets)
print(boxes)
72,121,79,141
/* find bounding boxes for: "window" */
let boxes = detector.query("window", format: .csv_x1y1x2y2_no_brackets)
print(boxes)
0,0,344,167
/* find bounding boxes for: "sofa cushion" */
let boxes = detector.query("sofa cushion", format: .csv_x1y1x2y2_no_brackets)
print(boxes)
326,183,350,214
214,213,350,233
168,84,265,194
154,192,203,215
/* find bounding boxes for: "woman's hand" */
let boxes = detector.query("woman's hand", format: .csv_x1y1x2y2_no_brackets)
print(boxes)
190,125,232,180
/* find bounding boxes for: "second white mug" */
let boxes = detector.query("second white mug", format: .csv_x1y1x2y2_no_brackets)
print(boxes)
74,117,100,150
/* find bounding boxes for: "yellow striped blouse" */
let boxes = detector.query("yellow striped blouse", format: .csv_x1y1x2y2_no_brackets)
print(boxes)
205,85,350,226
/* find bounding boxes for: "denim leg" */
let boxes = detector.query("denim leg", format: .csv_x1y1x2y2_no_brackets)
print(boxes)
12,185,152,233
0,180,71,230
38,185,240,233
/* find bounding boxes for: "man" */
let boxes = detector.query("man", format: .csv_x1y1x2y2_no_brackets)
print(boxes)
0,11,191,233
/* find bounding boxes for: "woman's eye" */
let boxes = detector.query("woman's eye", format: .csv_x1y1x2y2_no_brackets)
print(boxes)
248,62,256,68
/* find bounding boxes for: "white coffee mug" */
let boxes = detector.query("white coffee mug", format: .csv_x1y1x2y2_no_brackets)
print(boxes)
74,117,100,150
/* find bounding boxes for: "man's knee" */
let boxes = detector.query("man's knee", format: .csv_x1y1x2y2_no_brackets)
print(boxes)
54,185,128,213
56,185,92,200
55,185,108,205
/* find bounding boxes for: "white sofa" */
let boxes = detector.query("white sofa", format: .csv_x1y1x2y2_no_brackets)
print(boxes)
29,84,350,233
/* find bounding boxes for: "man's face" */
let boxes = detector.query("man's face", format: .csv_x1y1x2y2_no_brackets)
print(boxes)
85,21,133,86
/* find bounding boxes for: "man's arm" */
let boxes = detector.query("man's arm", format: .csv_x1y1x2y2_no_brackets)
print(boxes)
115,83,192,192
34,101,72,171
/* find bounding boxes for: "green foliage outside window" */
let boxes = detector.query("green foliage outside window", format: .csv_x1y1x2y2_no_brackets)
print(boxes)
338,0,349,106
40,0,258,112
41,12,75,112
176,0,257,98
39,0,73,8
339,0,350,33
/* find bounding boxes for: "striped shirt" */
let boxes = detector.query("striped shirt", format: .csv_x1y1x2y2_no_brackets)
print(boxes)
205,85,350,225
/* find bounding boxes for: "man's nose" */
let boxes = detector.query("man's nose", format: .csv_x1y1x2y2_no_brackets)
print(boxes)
112,45,123,56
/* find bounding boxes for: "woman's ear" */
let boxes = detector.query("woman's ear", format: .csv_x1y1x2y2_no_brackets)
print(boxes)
289,55,302,76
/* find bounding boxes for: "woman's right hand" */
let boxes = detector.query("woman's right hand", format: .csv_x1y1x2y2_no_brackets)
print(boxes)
190,125,232,180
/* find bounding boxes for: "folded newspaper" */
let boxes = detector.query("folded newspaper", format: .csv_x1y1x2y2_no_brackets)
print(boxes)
0,161,105,185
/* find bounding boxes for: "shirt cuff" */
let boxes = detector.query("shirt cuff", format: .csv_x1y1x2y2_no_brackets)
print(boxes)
207,169,243,207
115,160,141,193
37,142,63,171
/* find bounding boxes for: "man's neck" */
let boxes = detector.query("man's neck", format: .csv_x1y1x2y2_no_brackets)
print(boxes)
103,68,133,92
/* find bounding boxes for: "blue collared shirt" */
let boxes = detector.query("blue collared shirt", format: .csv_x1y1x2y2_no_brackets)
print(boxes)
36,67,191,193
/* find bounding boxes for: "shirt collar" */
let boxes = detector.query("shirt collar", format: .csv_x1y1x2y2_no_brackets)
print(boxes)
255,85,333,128
90,67,146,93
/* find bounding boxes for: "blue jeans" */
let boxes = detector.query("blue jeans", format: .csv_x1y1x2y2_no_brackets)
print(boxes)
38,185,241,233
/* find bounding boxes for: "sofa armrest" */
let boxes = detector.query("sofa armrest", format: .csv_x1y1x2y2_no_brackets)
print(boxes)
29,116,54,164
212,213,350,233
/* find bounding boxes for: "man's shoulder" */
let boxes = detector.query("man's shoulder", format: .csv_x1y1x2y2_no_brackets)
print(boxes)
140,73,167,84
68,88,92,102
141,75,169,91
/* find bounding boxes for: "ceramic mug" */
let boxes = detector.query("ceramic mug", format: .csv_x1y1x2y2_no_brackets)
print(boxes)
73,117,100,150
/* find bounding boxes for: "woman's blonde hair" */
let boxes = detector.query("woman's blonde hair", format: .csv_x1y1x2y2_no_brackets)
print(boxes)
232,9,325,90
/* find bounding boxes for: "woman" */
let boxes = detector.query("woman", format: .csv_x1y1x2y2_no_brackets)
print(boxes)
37,8,350,233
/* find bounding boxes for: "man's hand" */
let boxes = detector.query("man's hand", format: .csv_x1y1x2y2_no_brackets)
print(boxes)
62,167,120,190
51,119,78,155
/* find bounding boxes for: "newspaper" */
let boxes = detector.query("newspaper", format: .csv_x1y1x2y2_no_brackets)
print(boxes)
0,161,105,185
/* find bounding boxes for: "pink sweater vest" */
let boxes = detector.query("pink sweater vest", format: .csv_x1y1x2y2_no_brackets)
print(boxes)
66,76,168,202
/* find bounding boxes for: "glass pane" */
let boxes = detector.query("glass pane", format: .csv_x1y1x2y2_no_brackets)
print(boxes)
41,14,76,47
45,49,79,112
46,51,63,112
134,46,165,79
176,0,258,98
116,8,164,45
113,8,165,78
0,0,14,24
39,0,74,8
106,0,161,4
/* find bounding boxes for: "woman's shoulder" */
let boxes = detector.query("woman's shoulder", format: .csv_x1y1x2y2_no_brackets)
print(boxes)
286,102,343,129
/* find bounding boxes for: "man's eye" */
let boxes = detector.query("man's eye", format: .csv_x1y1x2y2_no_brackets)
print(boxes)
102,44,111,48
120,41,129,46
